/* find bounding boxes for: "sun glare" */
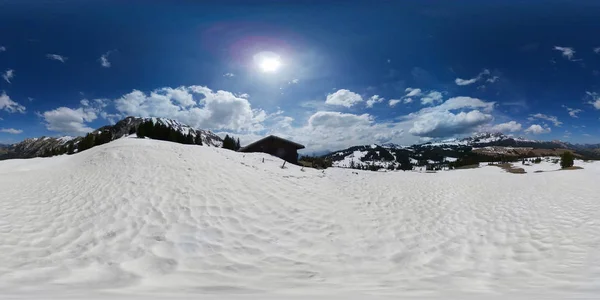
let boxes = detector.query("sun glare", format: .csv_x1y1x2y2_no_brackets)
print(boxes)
258,57,282,73
254,51,282,73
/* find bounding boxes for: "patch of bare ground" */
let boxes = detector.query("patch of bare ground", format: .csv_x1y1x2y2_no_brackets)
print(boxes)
534,166,584,173
492,163,526,174
455,164,480,170
561,166,584,171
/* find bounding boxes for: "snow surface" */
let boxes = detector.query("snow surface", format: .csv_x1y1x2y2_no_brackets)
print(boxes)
1,138,600,299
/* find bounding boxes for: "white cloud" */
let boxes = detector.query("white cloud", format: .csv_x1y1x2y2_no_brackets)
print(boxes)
435,96,495,113
401,88,443,105
490,121,522,133
561,105,583,118
325,89,363,108
46,54,68,63
100,112,123,125
594,47,600,54
586,91,600,109
455,78,479,86
553,46,578,61
528,113,562,126
308,111,372,128
289,79,299,84
223,73,234,78
455,69,492,86
99,51,113,68
409,110,493,137
420,91,443,105
365,95,384,108
80,99,90,106
407,96,496,137
42,107,98,135
0,128,22,134
0,92,26,113
405,87,422,97
115,85,266,132
2,69,14,84
388,99,401,107
0,46,5,52
525,124,551,134
486,76,499,83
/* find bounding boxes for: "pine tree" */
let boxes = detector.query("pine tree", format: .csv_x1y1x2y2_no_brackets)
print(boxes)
67,143,75,155
222,135,236,150
235,138,241,151
194,134,203,145
560,151,574,169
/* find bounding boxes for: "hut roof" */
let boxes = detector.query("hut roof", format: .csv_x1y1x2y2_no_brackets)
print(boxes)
238,135,305,152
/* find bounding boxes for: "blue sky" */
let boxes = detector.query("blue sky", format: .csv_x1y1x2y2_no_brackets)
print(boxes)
1,0,600,152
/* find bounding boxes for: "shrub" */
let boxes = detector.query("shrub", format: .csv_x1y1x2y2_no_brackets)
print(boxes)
560,151,574,169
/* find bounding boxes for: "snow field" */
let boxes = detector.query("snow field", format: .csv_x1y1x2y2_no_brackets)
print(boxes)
1,138,599,299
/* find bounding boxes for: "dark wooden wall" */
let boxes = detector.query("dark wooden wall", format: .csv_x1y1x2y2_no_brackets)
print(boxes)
241,138,300,164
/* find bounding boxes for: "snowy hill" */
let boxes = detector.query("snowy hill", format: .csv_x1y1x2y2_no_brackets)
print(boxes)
0,116,222,160
1,137,599,299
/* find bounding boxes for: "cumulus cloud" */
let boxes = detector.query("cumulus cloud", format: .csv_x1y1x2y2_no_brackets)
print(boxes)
325,89,363,107
409,110,493,137
561,105,583,118
420,91,443,105
388,99,401,107
405,88,422,97
2,69,14,84
114,85,266,132
46,54,68,63
407,96,496,137
0,92,26,113
223,73,234,77
398,88,443,106
595,47,600,54
525,124,551,134
365,95,384,108
553,46,577,61
99,51,114,68
586,91,600,109
0,128,22,134
528,113,562,126
490,121,522,133
0,46,5,52
308,111,372,128
42,107,98,135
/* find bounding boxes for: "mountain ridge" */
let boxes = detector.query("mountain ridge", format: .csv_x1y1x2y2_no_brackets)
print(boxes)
0,116,223,160
322,132,600,170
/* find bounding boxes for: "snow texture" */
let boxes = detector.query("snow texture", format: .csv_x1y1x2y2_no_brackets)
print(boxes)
1,138,599,299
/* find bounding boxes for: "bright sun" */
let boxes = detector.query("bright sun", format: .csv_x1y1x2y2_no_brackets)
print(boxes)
254,51,282,73
258,57,282,73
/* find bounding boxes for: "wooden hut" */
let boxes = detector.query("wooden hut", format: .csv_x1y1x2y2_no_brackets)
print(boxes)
238,135,305,164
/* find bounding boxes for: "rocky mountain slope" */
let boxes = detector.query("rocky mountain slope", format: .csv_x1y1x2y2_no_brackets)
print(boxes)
324,132,600,170
0,116,223,160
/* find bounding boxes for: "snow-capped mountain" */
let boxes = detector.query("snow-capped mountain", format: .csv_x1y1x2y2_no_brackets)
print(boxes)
0,116,223,160
323,132,600,170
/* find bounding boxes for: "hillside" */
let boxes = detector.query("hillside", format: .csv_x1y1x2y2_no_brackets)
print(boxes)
324,132,600,170
0,137,599,299
0,116,222,160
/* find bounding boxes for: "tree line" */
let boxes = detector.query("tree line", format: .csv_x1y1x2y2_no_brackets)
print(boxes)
136,120,203,145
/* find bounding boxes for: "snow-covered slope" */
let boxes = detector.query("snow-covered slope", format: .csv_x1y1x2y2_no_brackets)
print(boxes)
1,138,599,299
